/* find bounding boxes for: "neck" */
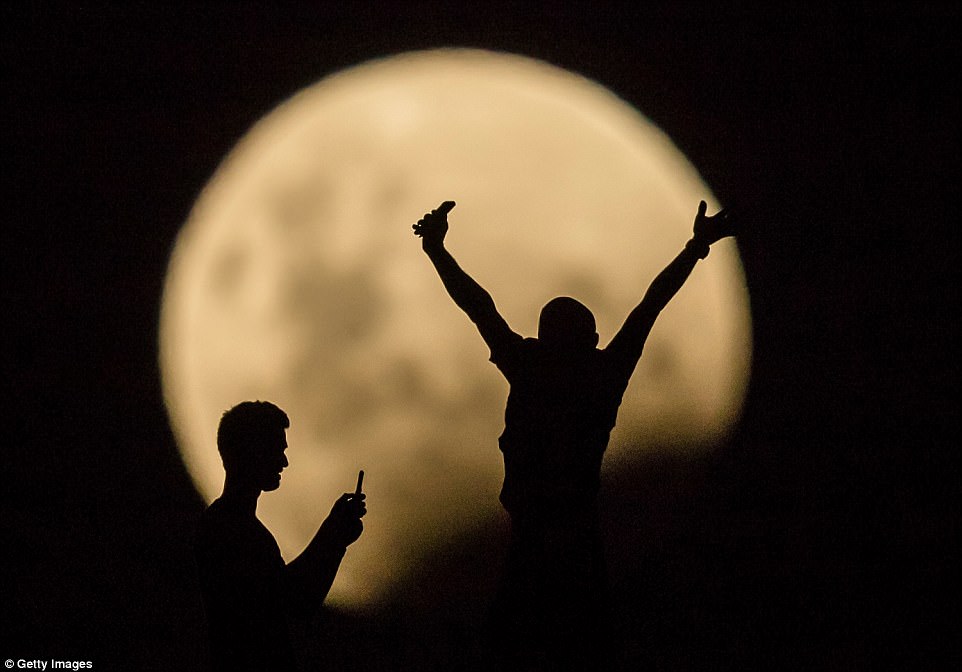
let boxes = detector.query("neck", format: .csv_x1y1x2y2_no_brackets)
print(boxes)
219,474,261,516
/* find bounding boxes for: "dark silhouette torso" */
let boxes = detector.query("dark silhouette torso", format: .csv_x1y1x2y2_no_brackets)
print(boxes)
488,337,630,667
492,337,631,516
195,498,297,672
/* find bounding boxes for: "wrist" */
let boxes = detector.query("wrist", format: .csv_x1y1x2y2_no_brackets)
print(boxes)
685,237,710,259
319,519,351,549
422,240,445,255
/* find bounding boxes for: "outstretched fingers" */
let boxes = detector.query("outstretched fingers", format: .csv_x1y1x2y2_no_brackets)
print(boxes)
693,200,737,244
717,207,736,237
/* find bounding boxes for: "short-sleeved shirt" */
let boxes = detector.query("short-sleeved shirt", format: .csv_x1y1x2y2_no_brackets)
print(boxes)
490,337,634,517
195,499,297,672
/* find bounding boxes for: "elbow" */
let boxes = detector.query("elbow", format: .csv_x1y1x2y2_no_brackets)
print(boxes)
466,298,498,325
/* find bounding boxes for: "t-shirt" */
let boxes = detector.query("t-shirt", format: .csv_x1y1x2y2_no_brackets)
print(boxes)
195,499,297,672
489,337,634,516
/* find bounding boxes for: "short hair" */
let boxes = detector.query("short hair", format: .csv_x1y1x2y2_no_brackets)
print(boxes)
216,401,290,471
538,296,598,349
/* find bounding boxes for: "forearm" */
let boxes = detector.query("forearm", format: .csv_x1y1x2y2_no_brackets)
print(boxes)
642,240,705,312
424,244,499,322
286,527,346,612
608,241,704,362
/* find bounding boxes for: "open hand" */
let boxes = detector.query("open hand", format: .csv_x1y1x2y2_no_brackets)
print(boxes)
692,200,735,245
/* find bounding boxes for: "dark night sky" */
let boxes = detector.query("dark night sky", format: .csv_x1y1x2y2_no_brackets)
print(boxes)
3,4,958,670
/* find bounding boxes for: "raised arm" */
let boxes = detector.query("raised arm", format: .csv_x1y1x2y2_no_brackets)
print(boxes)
606,201,735,370
413,202,519,352
285,492,365,615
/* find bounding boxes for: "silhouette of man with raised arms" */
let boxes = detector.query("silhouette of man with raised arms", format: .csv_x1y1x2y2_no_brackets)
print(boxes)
195,401,366,672
413,200,734,670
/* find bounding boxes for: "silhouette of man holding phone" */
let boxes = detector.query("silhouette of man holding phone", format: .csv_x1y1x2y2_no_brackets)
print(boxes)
195,401,366,672
414,200,734,669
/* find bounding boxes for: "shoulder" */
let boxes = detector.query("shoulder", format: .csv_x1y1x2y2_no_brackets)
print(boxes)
594,344,635,390
200,498,236,527
490,335,537,371
196,501,282,569
196,499,251,549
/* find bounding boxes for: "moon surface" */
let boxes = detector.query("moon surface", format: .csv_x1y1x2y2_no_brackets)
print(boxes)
159,49,751,608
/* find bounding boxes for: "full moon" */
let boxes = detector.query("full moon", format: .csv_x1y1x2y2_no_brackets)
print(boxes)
160,49,751,608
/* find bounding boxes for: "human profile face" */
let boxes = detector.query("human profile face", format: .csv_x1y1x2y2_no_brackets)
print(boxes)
256,429,289,492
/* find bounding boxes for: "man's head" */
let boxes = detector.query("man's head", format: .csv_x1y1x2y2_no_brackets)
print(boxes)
537,297,599,351
217,401,290,491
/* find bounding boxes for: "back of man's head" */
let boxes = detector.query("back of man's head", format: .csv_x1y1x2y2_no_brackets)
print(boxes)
538,296,599,351
217,401,289,473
